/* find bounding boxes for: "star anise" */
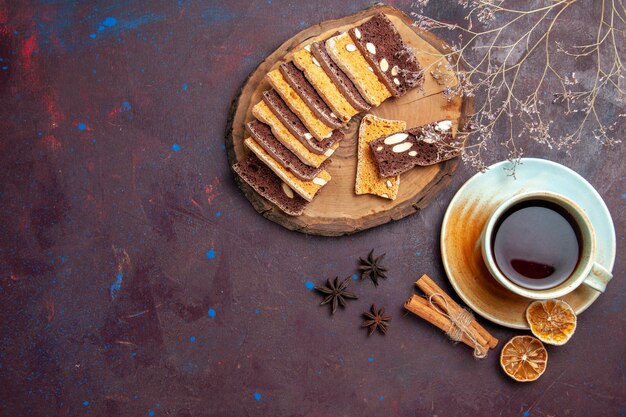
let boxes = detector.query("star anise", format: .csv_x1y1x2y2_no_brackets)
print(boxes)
359,249,388,286
362,304,392,336
315,277,358,314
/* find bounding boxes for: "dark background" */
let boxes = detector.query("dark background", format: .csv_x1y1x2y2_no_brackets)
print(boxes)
0,1,624,416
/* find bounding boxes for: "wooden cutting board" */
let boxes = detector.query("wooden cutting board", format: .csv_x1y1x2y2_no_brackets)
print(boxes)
226,3,472,236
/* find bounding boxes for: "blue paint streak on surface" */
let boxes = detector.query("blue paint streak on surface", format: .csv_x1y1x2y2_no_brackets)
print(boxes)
172,143,180,152
98,25,105,31
379,395,384,401
121,101,132,111
415,251,421,256
253,392,261,401
522,411,530,417
2,66,8,70
189,336,196,343
305,280,314,290
351,274,358,280
181,82,188,91
215,211,221,217
368,356,374,362
148,410,155,416
110,273,123,300
78,123,87,130
207,309,216,318
622,193,626,199
89,33,96,39
255,309,260,315
83,401,89,406
103,17,118,27
206,249,216,259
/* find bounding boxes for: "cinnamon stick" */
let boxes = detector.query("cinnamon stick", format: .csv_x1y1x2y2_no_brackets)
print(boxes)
415,274,498,348
404,295,477,350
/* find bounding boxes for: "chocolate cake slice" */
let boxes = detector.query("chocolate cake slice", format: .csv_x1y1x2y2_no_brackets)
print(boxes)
311,39,371,112
262,90,343,155
348,13,423,97
244,137,331,202
369,120,460,177
246,120,330,181
232,154,308,216
279,62,343,129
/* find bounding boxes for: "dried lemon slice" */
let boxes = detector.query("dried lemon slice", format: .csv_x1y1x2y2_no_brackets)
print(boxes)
525,299,577,345
500,335,548,382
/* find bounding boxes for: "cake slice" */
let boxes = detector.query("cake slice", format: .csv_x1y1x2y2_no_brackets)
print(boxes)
325,32,392,106
262,90,343,155
246,120,330,181
280,62,343,129
244,137,331,202
252,101,339,167
355,115,406,200
311,38,371,113
292,47,359,123
233,154,308,216
348,13,423,97
369,120,460,177
266,69,334,141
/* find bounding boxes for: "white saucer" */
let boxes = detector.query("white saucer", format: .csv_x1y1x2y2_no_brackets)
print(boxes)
440,158,616,329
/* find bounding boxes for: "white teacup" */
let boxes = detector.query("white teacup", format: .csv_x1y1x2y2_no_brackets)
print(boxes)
480,191,613,300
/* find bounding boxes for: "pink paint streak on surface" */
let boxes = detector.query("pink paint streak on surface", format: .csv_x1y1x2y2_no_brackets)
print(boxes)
205,177,221,204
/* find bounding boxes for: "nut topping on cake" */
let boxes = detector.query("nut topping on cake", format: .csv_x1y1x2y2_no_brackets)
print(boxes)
366,42,376,54
436,120,452,131
313,177,327,186
391,65,399,76
380,58,389,72
383,133,409,145
346,43,357,52
282,182,295,198
354,28,362,39
392,142,413,153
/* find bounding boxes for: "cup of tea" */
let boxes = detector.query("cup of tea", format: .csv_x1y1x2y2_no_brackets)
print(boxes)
480,191,613,300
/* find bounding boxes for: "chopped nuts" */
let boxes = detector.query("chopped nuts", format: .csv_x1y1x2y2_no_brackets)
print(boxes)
366,42,376,54
346,43,357,52
392,142,413,153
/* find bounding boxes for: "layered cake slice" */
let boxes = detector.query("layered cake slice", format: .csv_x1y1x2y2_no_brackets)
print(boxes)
325,32,392,106
310,38,371,113
369,120,460,177
252,101,339,167
279,62,343,129
348,13,423,97
233,154,308,216
262,90,343,155
355,115,406,200
266,69,334,141
292,46,359,123
246,120,330,181
244,137,331,202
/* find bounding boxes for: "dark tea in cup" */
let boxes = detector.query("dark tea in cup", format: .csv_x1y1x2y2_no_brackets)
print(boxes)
491,200,581,290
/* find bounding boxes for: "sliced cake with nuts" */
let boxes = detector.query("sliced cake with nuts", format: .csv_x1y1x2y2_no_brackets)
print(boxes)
348,13,423,97
266,69,334,141
233,154,309,216
246,120,330,181
355,115,406,200
310,38,371,113
325,32,392,106
244,137,331,202
252,100,339,167
369,120,460,177
292,46,360,123
261,89,343,155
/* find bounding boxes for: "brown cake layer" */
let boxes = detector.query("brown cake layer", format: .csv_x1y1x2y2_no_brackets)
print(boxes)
311,38,371,113
246,120,330,181
261,90,343,155
369,120,460,177
280,62,343,129
232,154,308,216
349,13,423,97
